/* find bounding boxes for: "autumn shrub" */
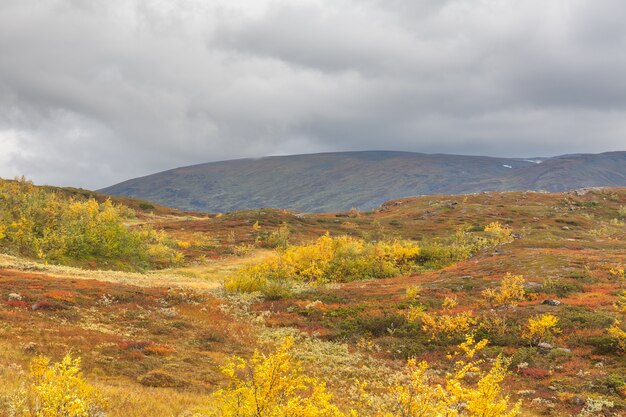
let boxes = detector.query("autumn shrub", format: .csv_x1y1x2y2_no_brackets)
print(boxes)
522,314,561,345
482,273,526,307
7,353,106,416
405,284,421,301
196,337,347,417
0,178,182,269
484,221,514,244
225,234,420,296
264,222,291,249
420,311,477,340
416,225,511,270
608,291,626,352
360,334,521,417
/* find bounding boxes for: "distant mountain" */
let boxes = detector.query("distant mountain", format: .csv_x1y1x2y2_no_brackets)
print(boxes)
100,151,626,213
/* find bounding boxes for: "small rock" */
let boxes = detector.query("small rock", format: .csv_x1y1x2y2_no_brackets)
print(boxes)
8,293,22,301
562,226,570,230
517,389,536,397
569,396,585,406
542,299,561,306
537,342,553,351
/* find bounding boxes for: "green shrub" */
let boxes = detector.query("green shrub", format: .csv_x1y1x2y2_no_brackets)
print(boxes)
0,178,181,270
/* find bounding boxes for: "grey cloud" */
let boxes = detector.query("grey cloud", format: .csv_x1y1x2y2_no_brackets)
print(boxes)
0,0,625,189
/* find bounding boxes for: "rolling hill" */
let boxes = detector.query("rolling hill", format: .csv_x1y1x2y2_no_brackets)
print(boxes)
101,150,626,212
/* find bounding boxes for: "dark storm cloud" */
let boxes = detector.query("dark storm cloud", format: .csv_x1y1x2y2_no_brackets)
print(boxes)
0,0,625,189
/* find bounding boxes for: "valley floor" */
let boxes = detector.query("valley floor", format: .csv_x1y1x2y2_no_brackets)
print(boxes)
1,188,626,416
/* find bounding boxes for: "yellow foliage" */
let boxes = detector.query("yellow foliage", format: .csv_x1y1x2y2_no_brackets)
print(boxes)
481,273,526,307
609,267,626,281
609,292,626,352
225,234,420,296
405,285,421,301
608,320,626,352
420,311,477,339
368,334,521,417
11,353,106,417
0,178,182,269
483,222,514,244
199,337,347,417
522,314,560,344
442,296,458,311
406,305,426,321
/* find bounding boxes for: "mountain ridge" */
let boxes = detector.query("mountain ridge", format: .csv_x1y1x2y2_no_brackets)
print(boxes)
101,150,626,212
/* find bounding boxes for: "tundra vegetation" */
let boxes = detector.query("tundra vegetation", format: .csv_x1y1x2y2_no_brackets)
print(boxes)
0,179,625,416
0,178,182,270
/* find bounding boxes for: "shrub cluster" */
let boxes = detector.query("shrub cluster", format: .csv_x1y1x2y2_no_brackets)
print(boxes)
6,353,106,416
0,178,182,269
225,234,420,297
416,223,512,270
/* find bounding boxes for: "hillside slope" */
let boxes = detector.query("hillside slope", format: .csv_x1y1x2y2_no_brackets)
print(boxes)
101,150,626,212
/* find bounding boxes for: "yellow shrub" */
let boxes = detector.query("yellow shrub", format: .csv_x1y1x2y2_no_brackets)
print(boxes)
365,334,520,417
442,296,458,311
0,178,182,269
10,353,106,417
609,292,626,352
608,320,626,352
484,222,514,244
609,267,626,281
405,285,421,301
199,337,347,417
406,305,426,321
522,314,560,344
420,311,477,339
482,273,526,307
225,234,420,295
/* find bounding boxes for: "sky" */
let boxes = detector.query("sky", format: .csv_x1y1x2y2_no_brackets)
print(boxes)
1,0,625,189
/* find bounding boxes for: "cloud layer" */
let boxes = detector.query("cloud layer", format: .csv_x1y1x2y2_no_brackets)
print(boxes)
1,0,625,188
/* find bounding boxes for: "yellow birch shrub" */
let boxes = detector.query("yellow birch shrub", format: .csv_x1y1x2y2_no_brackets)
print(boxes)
608,320,626,352
225,234,420,296
522,314,560,344
420,311,477,339
405,285,421,301
609,267,626,281
198,337,347,417
481,273,526,307
0,178,182,269
608,291,626,352
10,353,106,417
484,222,514,245
365,334,521,417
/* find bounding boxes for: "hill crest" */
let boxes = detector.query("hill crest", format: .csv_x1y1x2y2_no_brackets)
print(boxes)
101,150,626,212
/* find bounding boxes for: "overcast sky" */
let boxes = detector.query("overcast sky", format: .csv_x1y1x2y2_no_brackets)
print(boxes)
1,0,625,189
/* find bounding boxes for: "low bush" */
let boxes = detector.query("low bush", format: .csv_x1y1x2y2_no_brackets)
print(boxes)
482,273,526,307
0,178,182,270
225,234,420,296
6,353,107,416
